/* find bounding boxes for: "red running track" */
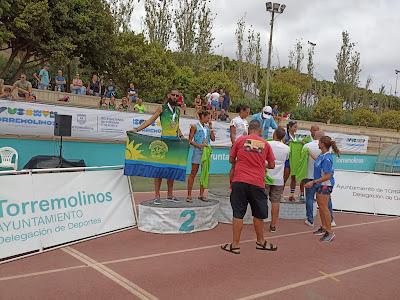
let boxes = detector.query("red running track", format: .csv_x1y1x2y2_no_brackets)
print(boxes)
0,191,399,300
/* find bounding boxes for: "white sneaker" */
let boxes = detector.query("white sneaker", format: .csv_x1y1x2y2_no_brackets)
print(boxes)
305,220,314,227
331,220,337,227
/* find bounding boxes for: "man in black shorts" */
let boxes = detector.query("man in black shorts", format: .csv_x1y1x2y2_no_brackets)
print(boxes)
221,120,276,254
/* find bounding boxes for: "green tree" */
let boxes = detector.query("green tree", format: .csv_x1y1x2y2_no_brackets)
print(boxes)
313,96,344,124
380,111,400,131
106,32,177,102
352,108,379,127
0,0,116,81
144,0,173,49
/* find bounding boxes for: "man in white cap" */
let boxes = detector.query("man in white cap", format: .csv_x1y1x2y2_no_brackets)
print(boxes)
251,106,278,140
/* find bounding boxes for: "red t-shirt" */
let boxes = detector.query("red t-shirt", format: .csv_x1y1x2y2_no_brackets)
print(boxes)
230,134,275,188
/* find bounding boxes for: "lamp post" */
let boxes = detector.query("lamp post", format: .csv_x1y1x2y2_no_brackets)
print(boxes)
395,69,400,97
264,2,286,106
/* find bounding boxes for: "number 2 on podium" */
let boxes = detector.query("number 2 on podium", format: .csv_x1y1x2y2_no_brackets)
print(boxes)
179,210,196,232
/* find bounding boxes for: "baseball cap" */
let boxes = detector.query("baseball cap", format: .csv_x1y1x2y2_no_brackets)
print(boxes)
262,106,273,119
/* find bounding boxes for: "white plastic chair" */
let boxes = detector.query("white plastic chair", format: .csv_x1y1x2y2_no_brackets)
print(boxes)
0,147,18,170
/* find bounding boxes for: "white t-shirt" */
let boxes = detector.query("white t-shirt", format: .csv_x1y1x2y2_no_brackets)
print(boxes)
267,141,290,186
230,116,248,143
211,92,220,101
304,140,321,179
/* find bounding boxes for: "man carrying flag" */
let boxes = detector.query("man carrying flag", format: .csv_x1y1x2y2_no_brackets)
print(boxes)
130,89,185,205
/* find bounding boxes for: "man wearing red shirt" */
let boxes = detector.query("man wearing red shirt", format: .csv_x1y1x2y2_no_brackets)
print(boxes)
221,120,277,254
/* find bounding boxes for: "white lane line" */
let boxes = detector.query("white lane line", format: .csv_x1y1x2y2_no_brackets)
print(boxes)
62,247,158,300
318,271,340,282
0,265,87,282
237,254,400,300
102,217,399,265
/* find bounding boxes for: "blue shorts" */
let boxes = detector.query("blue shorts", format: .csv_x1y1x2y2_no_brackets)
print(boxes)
285,159,290,169
211,100,219,108
317,186,333,195
192,148,203,165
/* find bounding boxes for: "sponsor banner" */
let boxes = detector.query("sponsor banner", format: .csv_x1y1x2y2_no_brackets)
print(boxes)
0,100,231,146
332,170,400,215
125,132,189,181
0,169,136,260
0,100,368,151
296,129,369,153
138,202,219,234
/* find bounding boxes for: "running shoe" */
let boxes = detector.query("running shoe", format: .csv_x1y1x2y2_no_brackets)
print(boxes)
299,194,305,201
320,232,336,242
331,220,337,227
269,226,276,233
305,220,314,227
153,198,162,205
313,227,326,236
166,196,181,203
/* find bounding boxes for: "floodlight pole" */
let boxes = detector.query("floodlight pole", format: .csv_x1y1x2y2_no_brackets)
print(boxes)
395,70,400,97
265,11,275,107
264,2,285,107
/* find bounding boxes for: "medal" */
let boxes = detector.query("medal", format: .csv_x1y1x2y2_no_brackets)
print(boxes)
170,120,177,128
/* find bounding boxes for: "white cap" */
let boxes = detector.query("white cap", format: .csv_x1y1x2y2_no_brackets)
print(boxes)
262,106,273,119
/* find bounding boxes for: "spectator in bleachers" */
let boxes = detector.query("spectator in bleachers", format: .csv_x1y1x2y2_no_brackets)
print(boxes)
33,63,50,90
105,79,116,98
0,79,4,93
108,95,117,110
133,97,146,113
118,97,130,112
223,90,231,111
127,83,137,103
55,69,66,92
12,74,33,100
218,109,230,122
99,78,106,97
99,97,108,110
70,74,85,95
194,94,202,115
88,74,100,96
0,87,12,100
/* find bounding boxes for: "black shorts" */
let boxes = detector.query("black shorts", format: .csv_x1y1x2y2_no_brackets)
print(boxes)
230,182,268,220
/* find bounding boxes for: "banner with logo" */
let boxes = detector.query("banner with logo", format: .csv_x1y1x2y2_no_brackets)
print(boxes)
0,99,368,151
0,100,231,146
124,132,189,181
332,170,400,215
0,169,136,260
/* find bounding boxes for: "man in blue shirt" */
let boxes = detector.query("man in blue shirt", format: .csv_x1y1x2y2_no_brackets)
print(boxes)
34,64,50,90
251,106,278,139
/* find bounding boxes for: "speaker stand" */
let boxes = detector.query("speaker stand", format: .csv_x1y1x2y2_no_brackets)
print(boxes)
57,135,64,168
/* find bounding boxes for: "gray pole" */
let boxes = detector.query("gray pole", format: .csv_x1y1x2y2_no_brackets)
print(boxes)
395,72,399,97
264,11,275,107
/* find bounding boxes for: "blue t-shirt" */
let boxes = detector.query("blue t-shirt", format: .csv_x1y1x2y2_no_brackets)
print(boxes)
55,76,65,84
313,153,335,187
251,113,277,139
39,69,50,85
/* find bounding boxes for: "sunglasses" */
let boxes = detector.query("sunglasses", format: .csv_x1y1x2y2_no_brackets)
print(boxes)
264,112,272,115
170,93,179,97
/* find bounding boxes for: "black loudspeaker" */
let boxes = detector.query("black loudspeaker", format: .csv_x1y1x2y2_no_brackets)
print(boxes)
54,114,72,137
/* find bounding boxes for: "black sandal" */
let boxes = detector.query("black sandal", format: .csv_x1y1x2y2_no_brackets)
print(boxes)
221,243,240,254
198,196,209,202
256,241,278,251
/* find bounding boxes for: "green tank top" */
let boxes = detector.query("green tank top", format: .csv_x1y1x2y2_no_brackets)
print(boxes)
160,103,180,137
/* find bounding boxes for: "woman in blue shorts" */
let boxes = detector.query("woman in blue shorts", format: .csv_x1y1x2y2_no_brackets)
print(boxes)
187,110,216,202
284,120,298,201
305,136,340,242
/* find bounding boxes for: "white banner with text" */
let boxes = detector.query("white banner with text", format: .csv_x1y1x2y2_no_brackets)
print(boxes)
332,170,400,215
0,169,136,260
0,99,368,151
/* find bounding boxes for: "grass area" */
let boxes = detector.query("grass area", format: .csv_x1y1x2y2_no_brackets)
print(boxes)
130,175,229,192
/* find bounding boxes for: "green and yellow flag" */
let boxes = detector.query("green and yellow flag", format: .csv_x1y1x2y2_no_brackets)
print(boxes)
124,132,189,181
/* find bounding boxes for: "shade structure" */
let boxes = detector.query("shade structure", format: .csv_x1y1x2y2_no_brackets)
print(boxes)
375,145,400,174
